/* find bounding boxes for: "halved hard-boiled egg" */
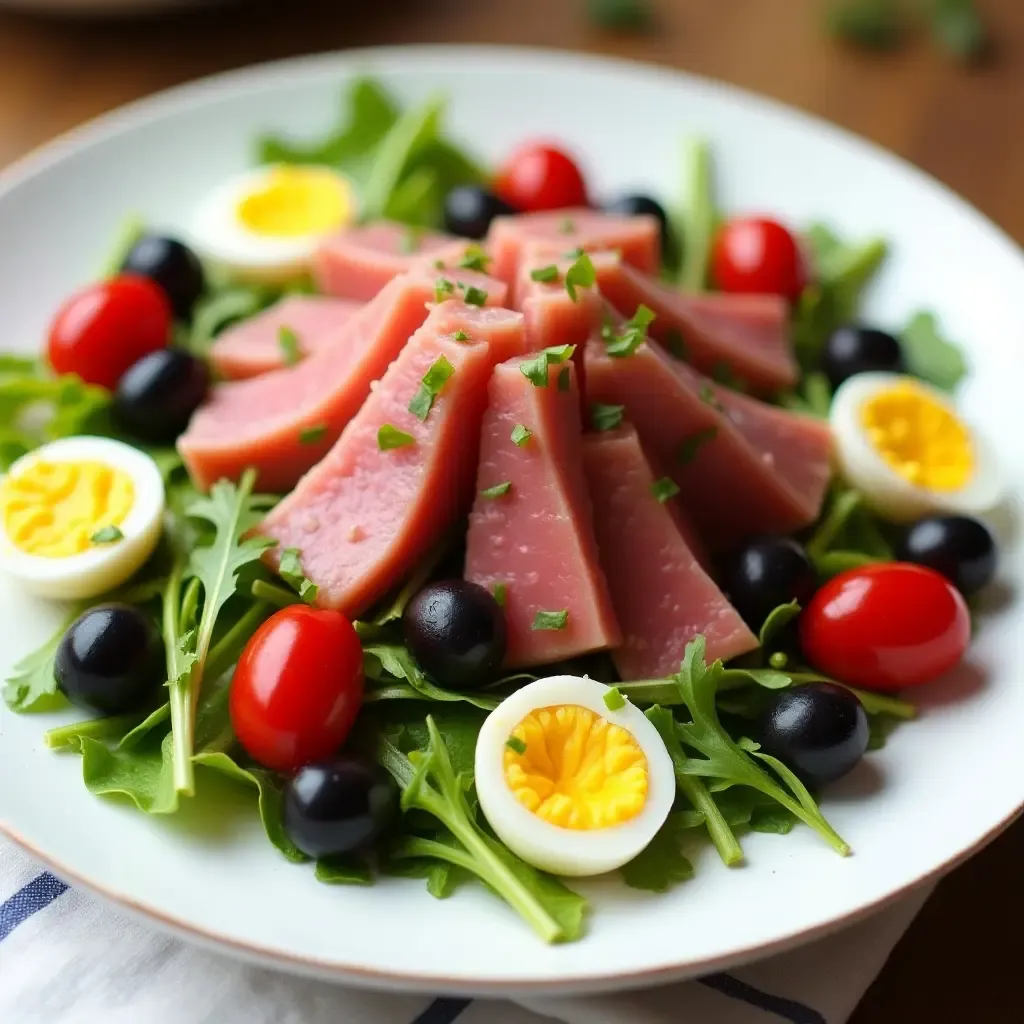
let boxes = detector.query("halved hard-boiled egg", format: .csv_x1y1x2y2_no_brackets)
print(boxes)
189,164,356,283
831,372,1004,522
475,676,675,877
0,437,165,600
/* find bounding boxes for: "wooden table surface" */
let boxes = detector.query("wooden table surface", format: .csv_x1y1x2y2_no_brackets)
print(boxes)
0,0,1018,1019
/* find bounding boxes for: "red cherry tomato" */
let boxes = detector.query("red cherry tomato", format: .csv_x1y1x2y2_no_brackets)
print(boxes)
47,275,171,390
230,605,364,773
711,217,808,302
494,143,588,212
800,563,970,692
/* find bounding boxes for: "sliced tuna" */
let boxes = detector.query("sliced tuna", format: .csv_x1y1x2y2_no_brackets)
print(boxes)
258,302,527,616
589,251,797,393
584,337,832,550
582,425,757,678
314,221,460,300
179,266,508,493
209,296,362,380
464,358,621,668
487,208,660,285
515,247,604,348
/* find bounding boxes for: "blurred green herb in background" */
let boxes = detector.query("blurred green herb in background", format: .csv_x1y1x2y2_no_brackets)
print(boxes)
587,0,653,32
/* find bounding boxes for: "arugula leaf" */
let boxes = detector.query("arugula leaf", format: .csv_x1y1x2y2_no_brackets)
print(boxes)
81,730,179,814
408,355,455,422
377,424,416,451
364,643,500,712
3,608,80,712
677,137,716,291
183,287,272,355
901,311,967,391
378,722,587,942
315,857,373,886
564,252,596,301
620,816,694,892
590,403,625,432
277,547,319,604
384,167,442,228
45,712,144,752
758,601,802,650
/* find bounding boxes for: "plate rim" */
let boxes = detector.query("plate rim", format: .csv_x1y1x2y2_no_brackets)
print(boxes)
1,43,1023,994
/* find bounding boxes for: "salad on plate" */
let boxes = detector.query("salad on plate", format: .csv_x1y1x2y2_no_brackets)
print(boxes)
0,76,1005,945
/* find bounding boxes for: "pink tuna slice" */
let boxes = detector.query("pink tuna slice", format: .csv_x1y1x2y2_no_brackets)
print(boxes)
486,208,660,285
178,266,507,493
588,251,797,394
514,247,603,347
584,337,832,550
209,296,362,380
258,302,528,617
313,221,461,300
464,358,621,668
582,425,757,679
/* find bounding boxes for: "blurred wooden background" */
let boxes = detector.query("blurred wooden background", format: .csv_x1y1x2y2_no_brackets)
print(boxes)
0,0,1018,1018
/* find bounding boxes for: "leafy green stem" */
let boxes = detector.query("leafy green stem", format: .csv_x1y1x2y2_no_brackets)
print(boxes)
806,488,864,560
164,555,196,795
250,579,299,609
678,137,715,291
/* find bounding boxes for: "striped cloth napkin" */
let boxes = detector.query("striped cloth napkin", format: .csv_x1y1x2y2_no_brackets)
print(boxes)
0,838,928,1024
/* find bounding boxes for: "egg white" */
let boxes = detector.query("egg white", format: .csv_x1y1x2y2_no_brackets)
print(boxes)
474,676,676,877
0,437,165,600
830,372,1005,523
188,165,354,284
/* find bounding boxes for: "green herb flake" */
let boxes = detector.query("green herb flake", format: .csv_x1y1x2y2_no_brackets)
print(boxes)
603,687,626,711
532,609,568,631
545,344,576,363
90,525,124,544
506,736,527,755
530,265,560,283
298,424,328,445
480,481,512,499
492,581,508,607
399,228,423,254
564,252,596,301
557,366,571,392
590,403,625,432
433,259,446,270
900,311,967,391
377,424,416,451
453,329,470,342
520,353,550,387
408,354,456,422
650,477,680,503
605,304,656,357
511,424,532,447
278,547,319,604
461,285,488,307
676,426,718,464
278,325,302,366
559,217,577,235
588,0,653,31
434,277,456,303
699,382,724,411
456,245,491,272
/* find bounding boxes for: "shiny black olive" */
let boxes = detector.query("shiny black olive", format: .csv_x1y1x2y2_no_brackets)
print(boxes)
821,324,905,389
720,536,818,630
604,194,670,250
443,186,516,239
760,683,869,786
121,234,205,319
283,757,397,859
114,348,209,444
897,515,997,597
55,603,164,716
403,580,507,690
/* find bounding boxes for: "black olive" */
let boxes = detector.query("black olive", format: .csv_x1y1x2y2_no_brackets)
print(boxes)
897,515,997,596
821,324,905,389
114,348,209,444
604,194,670,251
121,234,205,319
760,683,869,786
443,186,516,239
55,603,164,716
403,580,507,690
283,757,397,859
720,536,818,630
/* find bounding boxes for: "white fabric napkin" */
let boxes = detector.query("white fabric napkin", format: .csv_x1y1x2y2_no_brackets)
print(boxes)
0,837,928,1024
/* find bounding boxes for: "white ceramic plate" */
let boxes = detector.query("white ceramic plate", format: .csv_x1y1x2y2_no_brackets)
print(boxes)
1,46,1022,997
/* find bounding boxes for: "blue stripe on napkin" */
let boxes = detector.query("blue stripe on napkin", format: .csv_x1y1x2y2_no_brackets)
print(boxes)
411,998,473,1024
700,973,827,1023
0,871,68,942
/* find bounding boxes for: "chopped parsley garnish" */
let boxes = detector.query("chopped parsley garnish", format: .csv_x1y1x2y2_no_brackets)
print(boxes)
651,477,680,503
278,325,302,366
399,228,423,254
432,258,446,270
492,581,508,607
519,344,576,387
90,525,123,544
564,246,585,260
532,609,569,631
480,481,512,499
564,251,596,301
298,424,328,445
545,344,576,363
530,265,560,283
603,686,626,711
590,403,625,431
558,217,576,234
511,423,532,447
462,285,488,307
665,328,687,360
506,736,527,755
605,304,656,357
278,547,319,604
699,382,724,411
408,354,456,422
676,426,718,464
453,329,470,342
434,277,456,303
377,424,416,450
557,366,571,392
456,245,491,272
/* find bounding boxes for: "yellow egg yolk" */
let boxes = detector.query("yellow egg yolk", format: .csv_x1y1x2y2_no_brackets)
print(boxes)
0,460,134,557
237,167,352,238
503,705,648,830
861,381,974,492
